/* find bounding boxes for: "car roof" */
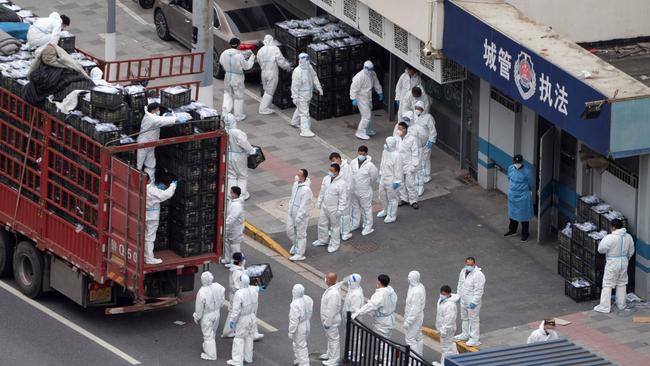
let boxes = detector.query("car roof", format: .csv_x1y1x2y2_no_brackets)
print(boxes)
214,0,274,12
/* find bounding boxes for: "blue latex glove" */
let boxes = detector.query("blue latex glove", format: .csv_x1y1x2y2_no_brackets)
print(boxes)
259,285,267,293
177,115,189,123
378,93,384,102
391,182,400,190
229,320,236,329
468,303,477,310
426,141,434,150
351,99,358,107
156,183,166,189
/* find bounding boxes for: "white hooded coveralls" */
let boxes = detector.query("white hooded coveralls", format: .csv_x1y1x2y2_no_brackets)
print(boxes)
399,92,431,122
321,282,343,365
343,274,365,314
136,110,177,182
348,156,378,233
527,321,559,344
228,275,260,365
436,293,460,362
414,110,437,182
350,66,382,136
457,267,486,343
378,137,403,222
291,58,322,135
354,285,398,362
398,130,421,204
594,228,635,313
27,12,63,49
257,35,292,113
219,48,255,119
224,197,245,262
193,272,225,361
289,284,314,366
225,114,256,200
287,178,313,257
222,264,261,339
404,271,426,356
395,71,422,106
316,173,348,251
144,181,176,263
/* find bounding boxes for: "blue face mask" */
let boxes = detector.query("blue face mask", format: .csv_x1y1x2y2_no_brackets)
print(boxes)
383,143,389,151
358,155,366,162
328,172,336,178
465,265,475,272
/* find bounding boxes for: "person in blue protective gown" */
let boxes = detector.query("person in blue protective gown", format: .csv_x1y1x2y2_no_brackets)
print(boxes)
504,154,534,242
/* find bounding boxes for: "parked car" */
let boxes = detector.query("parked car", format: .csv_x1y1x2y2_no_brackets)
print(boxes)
153,0,291,78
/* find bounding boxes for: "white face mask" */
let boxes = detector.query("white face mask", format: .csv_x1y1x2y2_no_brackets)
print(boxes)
514,163,523,169
415,110,422,116
294,175,299,182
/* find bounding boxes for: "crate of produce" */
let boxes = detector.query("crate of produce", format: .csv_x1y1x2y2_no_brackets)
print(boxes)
171,194,202,211
200,223,216,238
201,242,214,254
571,222,597,245
580,264,604,287
65,112,83,131
92,124,122,145
274,21,295,45
570,255,585,274
558,246,571,264
284,46,300,66
77,91,92,115
588,203,612,229
577,195,600,222
80,116,100,136
170,208,201,227
172,241,202,257
194,118,218,132
332,74,350,89
245,263,273,288
247,145,265,169
347,41,368,61
600,210,627,233
170,162,202,180
91,85,124,110
200,175,218,193
171,224,202,242
564,278,595,302
58,34,76,53
124,85,147,109
160,86,191,109
332,60,349,75
92,103,128,125
311,62,332,79
558,226,572,250
558,260,571,279
332,102,353,117
326,40,350,62
583,230,607,254
307,43,332,65
202,147,218,163
571,239,585,257
309,102,332,120
273,92,294,109
200,207,216,222
201,193,217,209
286,28,314,50
173,148,203,165
154,235,169,250
582,249,606,270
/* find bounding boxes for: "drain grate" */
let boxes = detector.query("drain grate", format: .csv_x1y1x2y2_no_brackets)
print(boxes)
348,240,380,253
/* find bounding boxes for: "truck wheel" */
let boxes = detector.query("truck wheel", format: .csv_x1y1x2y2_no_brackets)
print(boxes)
154,10,172,41
0,230,15,277
13,241,44,299
138,0,155,9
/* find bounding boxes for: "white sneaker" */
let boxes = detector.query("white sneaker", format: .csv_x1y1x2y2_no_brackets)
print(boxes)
341,233,352,241
454,334,469,341
300,130,316,138
367,130,377,136
254,333,264,341
424,176,432,183
290,123,300,128
327,245,339,253
226,360,238,366
224,263,232,268
377,210,387,218
466,340,481,347
259,109,274,115
219,258,229,264
236,114,247,121
200,352,216,361
318,354,329,360
289,254,306,261
145,258,162,265
289,245,296,255
243,192,250,200
417,187,424,196
355,132,370,140
312,240,326,247
384,216,396,223
221,332,235,338
361,227,374,236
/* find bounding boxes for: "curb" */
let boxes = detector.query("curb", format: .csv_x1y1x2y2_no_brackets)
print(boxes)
422,327,479,353
244,221,290,259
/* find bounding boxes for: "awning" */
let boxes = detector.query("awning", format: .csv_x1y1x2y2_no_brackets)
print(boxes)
443,0,650,158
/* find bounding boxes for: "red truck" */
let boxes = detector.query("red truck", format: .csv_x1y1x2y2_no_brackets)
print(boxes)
0,52,226,314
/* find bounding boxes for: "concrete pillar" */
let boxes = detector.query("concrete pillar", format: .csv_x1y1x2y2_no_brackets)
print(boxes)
635,154,650,298
477,79,495,189
192,0,214,107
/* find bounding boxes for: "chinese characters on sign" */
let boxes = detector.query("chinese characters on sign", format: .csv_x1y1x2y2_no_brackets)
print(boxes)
483,38,568,116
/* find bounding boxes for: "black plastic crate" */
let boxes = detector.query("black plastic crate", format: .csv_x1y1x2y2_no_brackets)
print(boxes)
332,74,350,89
200,175,218,193
312,62,332,79
284,46,300,66
577,196,600,222
201,223,216,237
583,233,603,254
202,148,218,163
332,60,349,75
285,29,313,50
571,239,585,258
558,260,571,279
58,35,76,53
201,242,214,254
564,279,595,302
171,208,201,227
246,263,273,288
600,213,627,234
175,178,201,196
247,145,265,169
91,87,124,110
349,43,368,61
581,263,604,285
332,102,353,117
172,241,202,257
274,22,292,45
309,96,331,111
77,92,92,115
327,41,349,62
174,148,203,165
194,118,219,132
171,194,202,211
589,205,611,229
571,255,585,274
307,43,332,65
201,193,217,209
171,224,202,242
93,129,121,145
558,230,571,250
272,92,294,109
172,163,202,180
160,87,191,109
92,103,128,125
571,223,595,246
201,207,216,223
582,250,606,268
558,246,571,264
309,103,332,120
154,235,170,250
125,91,147,110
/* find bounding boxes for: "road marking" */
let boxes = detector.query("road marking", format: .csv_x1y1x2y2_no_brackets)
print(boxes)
223,300,279,332
117,0,153,28
0,280,141,365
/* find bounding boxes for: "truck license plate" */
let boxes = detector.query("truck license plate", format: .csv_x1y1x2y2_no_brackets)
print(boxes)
89,287,112,303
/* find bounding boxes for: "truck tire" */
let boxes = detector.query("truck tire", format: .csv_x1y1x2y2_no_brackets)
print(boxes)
154,9,172,41
138,0,155,9
0,230,15,277
13,241,44,298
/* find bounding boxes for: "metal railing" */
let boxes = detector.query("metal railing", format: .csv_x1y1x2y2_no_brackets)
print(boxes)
343,312,431,366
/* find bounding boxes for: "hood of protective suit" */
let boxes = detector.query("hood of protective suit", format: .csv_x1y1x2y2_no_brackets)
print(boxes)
292,284,304,300
363,60,374,71
298,53,309,69
348,273,362,289
263,34,273,46
239,273,250,288
401,111,414,125
414,100,425,111
201,271,214,286
90,67,103,81
224,113,237,130
408,271,420,287
386,136,397,152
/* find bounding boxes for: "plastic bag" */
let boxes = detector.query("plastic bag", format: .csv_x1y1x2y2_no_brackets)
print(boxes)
161,86,189,95
561,223,572,237
580,195,600,205
591,203,612,214
94,123,119,132
124,85,145,95
93,85,121,94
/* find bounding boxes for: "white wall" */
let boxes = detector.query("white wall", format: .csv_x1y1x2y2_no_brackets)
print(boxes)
520,106,536,164
599,171,637,233
358,0,432,42
506,0,650,43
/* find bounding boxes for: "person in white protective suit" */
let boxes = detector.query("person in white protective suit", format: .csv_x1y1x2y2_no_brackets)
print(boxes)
319,272,343,366
222,253,264,341
288,284,314,366
193,271,226,361
291,53,323,137
352,274,398,364
312,163,348,253
396,121,421,210
226,274,264,366
400,86,430,121
527,319,558,344
404,271,426,356
137,102,188,182
395,66,422,119
344,145,378,237
329,152,353,241
436,285,460,363
455,257,486,347
350,60,383,140
223,187,245,266
219,38,256,121
414,100,437,185
377,136,403,224
257,34,292,114
144,177,176,264
224,113,257,201
27,12,70,50
593,219,635,313
342,273,365,362
287,169,313,261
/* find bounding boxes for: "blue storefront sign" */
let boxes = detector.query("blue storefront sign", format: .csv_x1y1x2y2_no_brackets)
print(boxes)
443,1,612,156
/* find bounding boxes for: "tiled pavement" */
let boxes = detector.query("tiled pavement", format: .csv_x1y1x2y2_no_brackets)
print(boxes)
20,1,650,364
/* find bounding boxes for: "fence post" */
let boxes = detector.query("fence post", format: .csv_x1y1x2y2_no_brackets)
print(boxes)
343,311,352,365
403,345,411,366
